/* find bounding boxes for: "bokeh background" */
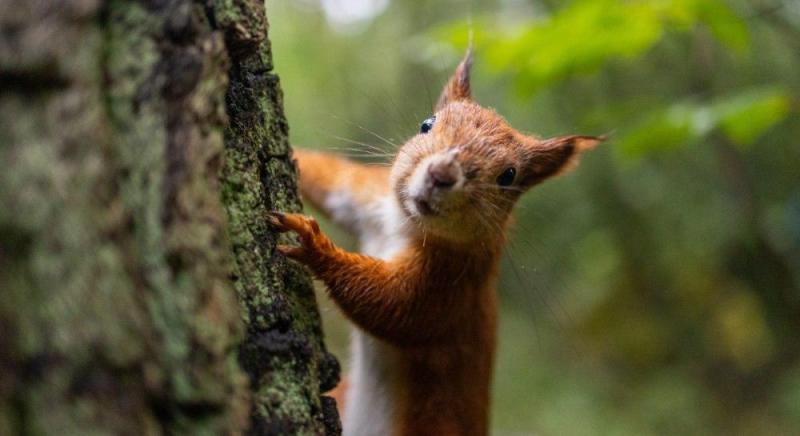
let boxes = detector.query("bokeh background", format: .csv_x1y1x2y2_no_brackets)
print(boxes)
268,1,800,434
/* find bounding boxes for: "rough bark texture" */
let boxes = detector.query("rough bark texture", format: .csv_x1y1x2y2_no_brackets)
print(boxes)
212,1,341,434
0,0,339,435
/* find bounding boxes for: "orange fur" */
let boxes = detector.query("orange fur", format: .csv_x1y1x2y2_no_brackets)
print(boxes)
269,211,499,434
329,376,350,412
293,149,390,235
273,50,602,436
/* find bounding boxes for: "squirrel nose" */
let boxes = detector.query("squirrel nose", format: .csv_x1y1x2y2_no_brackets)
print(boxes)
428,160,459,188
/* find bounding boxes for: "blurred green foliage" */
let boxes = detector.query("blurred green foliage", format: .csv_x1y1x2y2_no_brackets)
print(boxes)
619,86,792,156
268,0,800,434
437,0,750,93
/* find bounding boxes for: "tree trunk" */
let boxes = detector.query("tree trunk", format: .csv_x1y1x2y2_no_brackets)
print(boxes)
0,1,339,435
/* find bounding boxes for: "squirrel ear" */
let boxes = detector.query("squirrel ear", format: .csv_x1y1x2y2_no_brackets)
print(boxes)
521,135,604,186
435,48,473,111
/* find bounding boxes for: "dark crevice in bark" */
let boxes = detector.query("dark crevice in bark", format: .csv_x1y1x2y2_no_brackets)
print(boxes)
0,70,70,94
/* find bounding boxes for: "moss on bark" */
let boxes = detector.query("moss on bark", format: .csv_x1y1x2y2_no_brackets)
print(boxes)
210,1,340,433
0,0,338,434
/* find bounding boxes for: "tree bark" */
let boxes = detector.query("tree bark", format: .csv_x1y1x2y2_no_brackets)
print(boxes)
0,1,339,435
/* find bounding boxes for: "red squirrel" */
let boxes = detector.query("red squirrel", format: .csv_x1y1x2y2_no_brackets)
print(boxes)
269,49,601,436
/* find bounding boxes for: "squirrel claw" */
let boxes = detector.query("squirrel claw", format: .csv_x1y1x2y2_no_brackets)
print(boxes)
268,212,329,263
276,244,304,259
267,211,289,231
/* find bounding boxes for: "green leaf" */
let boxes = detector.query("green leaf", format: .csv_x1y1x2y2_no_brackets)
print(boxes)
713,89,792,147
618,88,793,158
694,0,750,52
617,104,697,158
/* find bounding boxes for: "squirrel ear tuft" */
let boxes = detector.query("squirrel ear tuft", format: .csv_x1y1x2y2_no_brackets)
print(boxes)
521,135,605,186
435,48,473,111
570,135,605,152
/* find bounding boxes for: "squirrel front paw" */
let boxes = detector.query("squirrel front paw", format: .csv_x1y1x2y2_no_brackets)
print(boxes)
267,212,335,264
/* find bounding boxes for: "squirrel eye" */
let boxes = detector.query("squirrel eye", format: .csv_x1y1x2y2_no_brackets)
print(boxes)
496,167,516,186
420,116,436,134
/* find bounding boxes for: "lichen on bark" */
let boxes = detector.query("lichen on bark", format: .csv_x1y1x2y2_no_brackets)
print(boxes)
210,1,341,434
0,0,338,435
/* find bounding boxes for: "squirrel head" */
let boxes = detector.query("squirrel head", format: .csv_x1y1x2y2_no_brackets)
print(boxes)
391,49,603,245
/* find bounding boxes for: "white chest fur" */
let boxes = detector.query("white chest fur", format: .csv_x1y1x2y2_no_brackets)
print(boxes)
342,195,408,436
